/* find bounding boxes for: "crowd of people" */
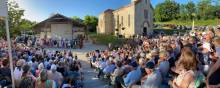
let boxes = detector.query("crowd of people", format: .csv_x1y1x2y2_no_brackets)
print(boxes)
15,35,84,49
35,38,84,49
0,38,84,88
88,26,220,88
1,25,220,88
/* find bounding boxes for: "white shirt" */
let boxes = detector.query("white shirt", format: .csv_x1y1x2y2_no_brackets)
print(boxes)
14,67,23,80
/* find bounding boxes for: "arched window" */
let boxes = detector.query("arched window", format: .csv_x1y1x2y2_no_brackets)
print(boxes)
128,14,130,27
121,16,123,26
117,15,119,27
144,9,148,19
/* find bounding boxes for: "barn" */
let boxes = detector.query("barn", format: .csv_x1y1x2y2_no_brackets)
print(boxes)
33,13,85,40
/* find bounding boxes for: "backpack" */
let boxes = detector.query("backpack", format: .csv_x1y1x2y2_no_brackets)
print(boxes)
19,76,34,88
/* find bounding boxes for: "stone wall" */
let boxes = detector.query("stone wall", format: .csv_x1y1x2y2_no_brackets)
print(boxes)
113,4,135,38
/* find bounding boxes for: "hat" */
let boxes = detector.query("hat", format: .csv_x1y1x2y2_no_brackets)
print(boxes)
129,62,138,68
145,62,155,69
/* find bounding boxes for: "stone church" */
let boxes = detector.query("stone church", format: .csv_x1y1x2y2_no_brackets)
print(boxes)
97,0,154,38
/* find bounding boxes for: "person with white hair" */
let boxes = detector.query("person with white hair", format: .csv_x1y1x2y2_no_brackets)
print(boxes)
14,59,26,87
199,42,213,75
47,64,63,88
103,58,116,75
157,50,170,81
36,63,44,77
215,25,220,37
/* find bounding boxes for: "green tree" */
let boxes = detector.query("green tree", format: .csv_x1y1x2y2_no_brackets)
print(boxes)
72,16,83,23
0,1,24,37
185,1,196,19
8,1,25,36
198,0,213,20
212,0,220,18
0,1,37,37
83,15,98,32
154,0,180,21
154,3,164,21
178,4,188,20
0,19,5,37
19,19,36,31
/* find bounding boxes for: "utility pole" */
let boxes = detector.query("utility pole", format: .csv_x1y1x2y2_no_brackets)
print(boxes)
0,0,15,88
192,13,196,31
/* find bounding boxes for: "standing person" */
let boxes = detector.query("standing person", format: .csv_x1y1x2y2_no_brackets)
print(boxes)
207,37,220,87
169,47,198,88
47,64,63,87
19,64,36,88
215,26,220,37
36,63,44,77
0,59,11,87
14,59,25,87
200,42,212,75
35,69,56,88
157,50,170,81
79,38,83,49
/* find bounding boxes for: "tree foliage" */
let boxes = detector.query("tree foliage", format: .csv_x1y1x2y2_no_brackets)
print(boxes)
154,0,180,21
83,15,98,32
0,1,35,37
19,19,36,31
185,1,196,20
8,1,25,36
154,0,220,22
72,16,83,23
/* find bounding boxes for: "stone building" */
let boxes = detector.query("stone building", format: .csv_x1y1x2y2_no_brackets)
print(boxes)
97,0,154,38
33,13,85,40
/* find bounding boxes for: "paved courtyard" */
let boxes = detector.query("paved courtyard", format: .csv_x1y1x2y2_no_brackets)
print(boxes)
45,42,108,88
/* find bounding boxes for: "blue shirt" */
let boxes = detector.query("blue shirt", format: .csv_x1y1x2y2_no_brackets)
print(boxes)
216,47,220,58
124,67,142,87
103,64,115,74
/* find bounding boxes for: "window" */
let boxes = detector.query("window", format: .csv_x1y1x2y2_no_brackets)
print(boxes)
121,16,123,26
145,0,148,4
128,14,130,27
117,15,119,27
144,9,148,19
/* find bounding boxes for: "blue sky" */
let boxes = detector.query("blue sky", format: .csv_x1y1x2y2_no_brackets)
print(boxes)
13,0,199,22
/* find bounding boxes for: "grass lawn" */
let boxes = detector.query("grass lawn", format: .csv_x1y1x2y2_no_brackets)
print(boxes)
155,19,219,26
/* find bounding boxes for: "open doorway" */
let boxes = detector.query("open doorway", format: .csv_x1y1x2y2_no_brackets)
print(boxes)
143,27,147,36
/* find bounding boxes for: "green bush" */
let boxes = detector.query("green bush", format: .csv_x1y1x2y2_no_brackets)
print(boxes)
89,33,123,45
